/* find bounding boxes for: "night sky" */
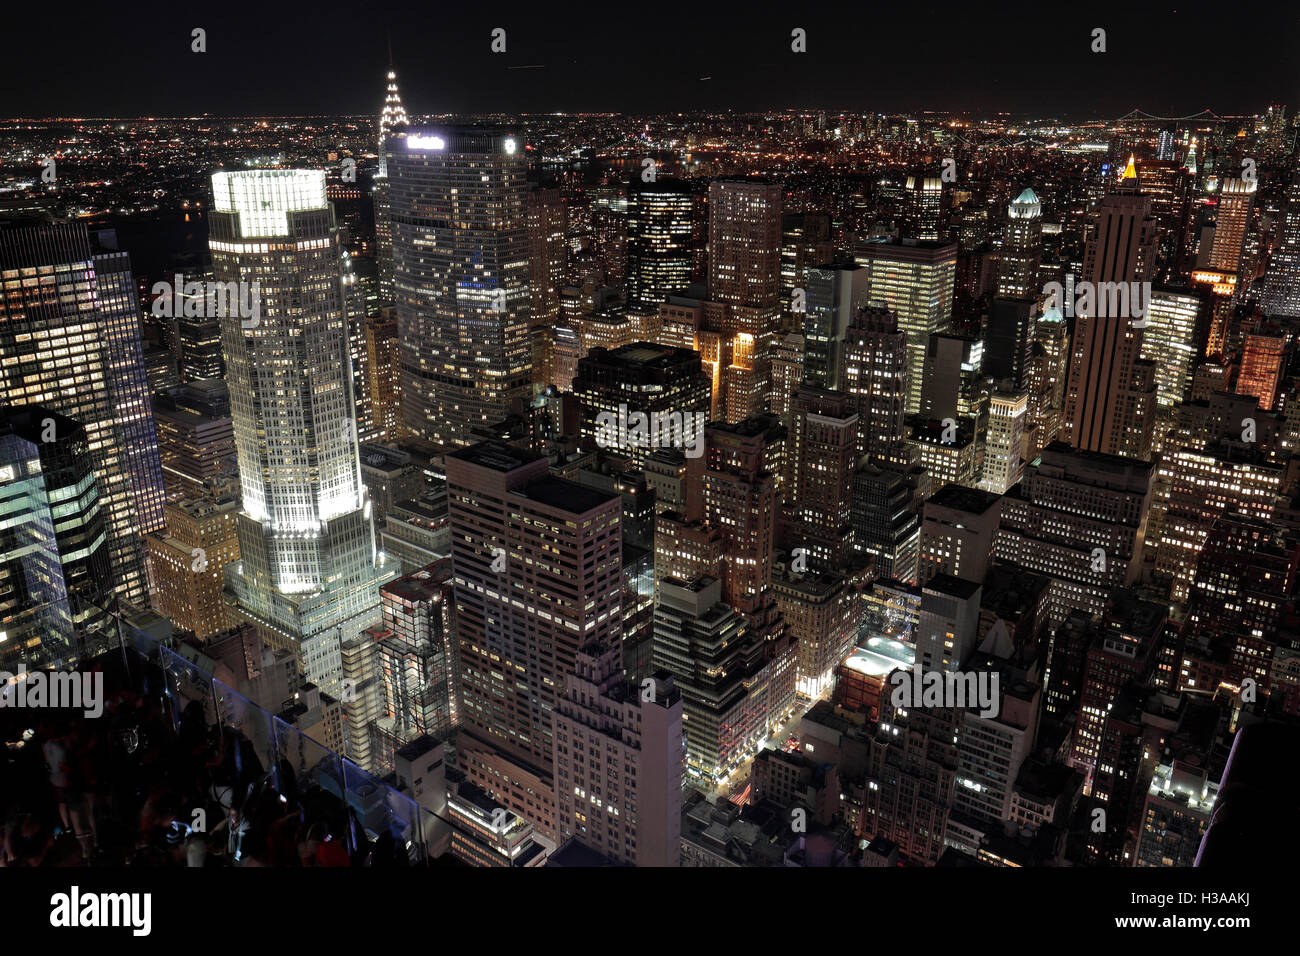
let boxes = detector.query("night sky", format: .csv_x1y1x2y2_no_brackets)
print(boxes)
3,0,1297,118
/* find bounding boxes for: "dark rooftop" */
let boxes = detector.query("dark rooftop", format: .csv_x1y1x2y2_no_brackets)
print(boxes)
927,483,1002,515
924,573,983,600
521,475,620,515
449,440,545,473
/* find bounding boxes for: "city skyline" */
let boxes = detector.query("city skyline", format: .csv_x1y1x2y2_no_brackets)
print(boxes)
1,3,1298,888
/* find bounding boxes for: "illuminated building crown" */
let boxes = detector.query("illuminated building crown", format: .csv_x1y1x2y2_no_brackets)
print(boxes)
380,70,409,145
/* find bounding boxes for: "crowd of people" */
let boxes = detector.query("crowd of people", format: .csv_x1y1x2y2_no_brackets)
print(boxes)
0,655,414,867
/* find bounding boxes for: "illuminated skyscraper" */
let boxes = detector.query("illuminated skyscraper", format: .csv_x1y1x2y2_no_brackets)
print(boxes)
1069,593,1164,780
854,239,957,415
589,185,629,287
151,381,237,498
1184,513,1298,695
784,385,858,571
1135,760,1219,868
918,483,1001,589
997,187,1043,297
212,169,395,696
708,180,783,410
1137,159,1193,280
1207,177,1256,277
851,461,920,584
626,178,693,312
363,307,404,441
374,67,408,306
446,441,623,840
574,343,710,470
1237,332,1286,411
709,179,783,309
841,305,908,461
1148,443,1282,602
177,288,226,381
526,186,566,392
904,168,945,241
860,689,960,865
1263,171,1300,317
387,127,532,445
374,560,459,746
803,263,868,389
770,332,805,424
342,251,376,441
981,389,1028,495
1062,161,1158,459
1026,306,1069,456
1140,288,1206,410
0,223,166,612
0,407,110,667
553,642,683,866
654,574,795,785
702,416,783,612
653,512,723,596
993,442,1153,628
144,490,240,641
780,213,834,331
378,68,409,146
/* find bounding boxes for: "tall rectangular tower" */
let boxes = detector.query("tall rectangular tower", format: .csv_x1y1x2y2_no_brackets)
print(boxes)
387,127,532,445
213,169,395,696
784,386,858,570
803,263,868,389
0,407,111,667
703,416,784,613
1062,164,1158,459
0,223,166,612
1207,177,1256,277
708,180,783,410
626,178,693,312
854,239,957,415
997,188,1043,298
842,305,907,461
1263,172,1300,317
553,642,683,866
708,179,783,309
446,441,623,839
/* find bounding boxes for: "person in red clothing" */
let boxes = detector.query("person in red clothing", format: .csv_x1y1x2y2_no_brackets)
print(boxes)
315,832,351,867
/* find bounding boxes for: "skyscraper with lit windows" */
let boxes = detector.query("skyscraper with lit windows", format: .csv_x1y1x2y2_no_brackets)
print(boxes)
708,179,783,412
626,178,693,312
1140,288,1206,411
1062,160,1158,459
0,407,110,667
854,238,957,415
904,168,945,241
446,440,623,840
1237,332,1286,411
997,188,1043,297
993,441,1153,628
1263,170,1300,317
841,305,907,461
1207,176,1256,278
374,66,409,306
526,185,566,392
981,389,1028,494
0,223,166,613
212,169,395,696
387,127,532,445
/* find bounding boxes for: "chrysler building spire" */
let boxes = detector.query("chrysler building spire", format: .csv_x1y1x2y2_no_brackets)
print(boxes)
379,67,409,147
